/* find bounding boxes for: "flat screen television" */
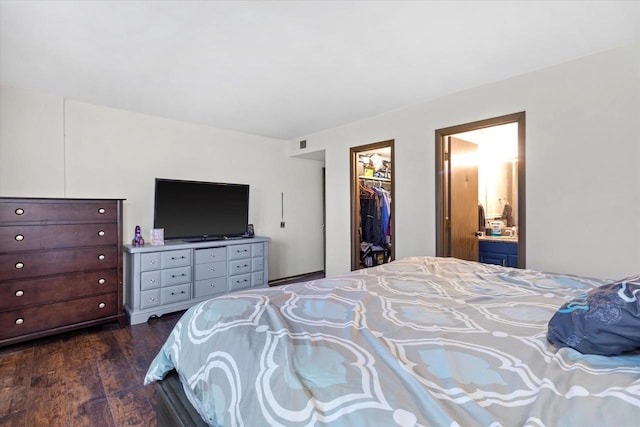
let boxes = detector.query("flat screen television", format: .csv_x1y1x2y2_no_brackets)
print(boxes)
153,178,250,241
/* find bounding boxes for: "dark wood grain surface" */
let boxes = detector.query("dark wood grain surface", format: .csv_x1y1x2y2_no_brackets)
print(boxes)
0,312,181,426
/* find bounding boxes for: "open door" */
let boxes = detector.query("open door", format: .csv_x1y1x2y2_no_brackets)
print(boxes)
449,137,479,261
435,112,526,268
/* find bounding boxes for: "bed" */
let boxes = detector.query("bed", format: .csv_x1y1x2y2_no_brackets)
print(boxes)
145,256,640,426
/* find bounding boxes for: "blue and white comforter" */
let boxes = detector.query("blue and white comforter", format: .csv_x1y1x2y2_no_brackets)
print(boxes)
145,256,640,426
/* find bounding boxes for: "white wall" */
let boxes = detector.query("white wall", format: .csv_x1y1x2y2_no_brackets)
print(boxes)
293,43,640,280
0,86,326,281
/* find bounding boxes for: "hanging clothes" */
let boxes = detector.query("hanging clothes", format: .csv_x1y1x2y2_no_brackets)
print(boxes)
478,203,486,232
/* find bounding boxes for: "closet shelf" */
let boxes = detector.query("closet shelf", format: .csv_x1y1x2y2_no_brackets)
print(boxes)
359,175,391,182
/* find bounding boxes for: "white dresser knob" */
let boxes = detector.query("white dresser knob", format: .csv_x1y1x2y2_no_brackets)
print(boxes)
15,234,24,241
15,262,24,269
98,302,106,309
15,290,24,297
15,208,24,215
98,278,106,285
149,297,155,302
98,230,105,237
98,208,106,214
15,318,24,325
98,254,105,261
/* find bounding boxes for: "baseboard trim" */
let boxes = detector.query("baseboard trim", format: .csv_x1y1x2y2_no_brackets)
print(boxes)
269,270,325,286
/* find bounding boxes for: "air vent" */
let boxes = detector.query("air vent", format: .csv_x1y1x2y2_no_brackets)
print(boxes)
299,140,307,149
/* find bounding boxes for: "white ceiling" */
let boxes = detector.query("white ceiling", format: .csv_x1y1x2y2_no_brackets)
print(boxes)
1,1,638,140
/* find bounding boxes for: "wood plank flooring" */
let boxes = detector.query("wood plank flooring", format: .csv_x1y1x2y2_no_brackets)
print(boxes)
0,311,182,427
0,271,325,426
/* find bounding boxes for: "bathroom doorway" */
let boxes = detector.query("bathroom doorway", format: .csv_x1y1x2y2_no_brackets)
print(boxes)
350,140,395,270
435,112,526,268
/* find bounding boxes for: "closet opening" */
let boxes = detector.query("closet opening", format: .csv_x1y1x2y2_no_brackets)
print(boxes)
350,140,395,271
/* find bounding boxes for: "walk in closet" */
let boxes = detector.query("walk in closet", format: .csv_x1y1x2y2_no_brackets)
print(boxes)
350,140,394,270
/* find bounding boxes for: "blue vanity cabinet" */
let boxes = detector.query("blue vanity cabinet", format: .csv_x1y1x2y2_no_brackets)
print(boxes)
479,240,518,268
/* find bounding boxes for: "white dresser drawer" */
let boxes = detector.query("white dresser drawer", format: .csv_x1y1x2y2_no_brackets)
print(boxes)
228,244,251,260
252,271,266,287
229,274,251,291
161,250,191,268
194,277,227,298
162,283,190,304
251,243,264,257
161,266,191,287
195,261,226,280
229,259,251,276
140,252,161,271
140,270,161,290
140,288,161,309
195,247,226,264
252,257,264,272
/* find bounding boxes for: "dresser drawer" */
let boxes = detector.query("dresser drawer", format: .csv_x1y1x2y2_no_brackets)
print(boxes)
140,289,161,309
194,261,226,280
162,283,191,304
0,246,118,281
0,200,118,223
252,257,264,272
194,277,227,298
0,223,118,253
140,270,161,290
160,266,191,287
0,292,118,340
195,247,226,264
229,274,251,291
0,269,118,310
229,259,251,276
228,244,251,260
251,243,264,257
161,250,191,268
140,252,161,271
252,271,266,287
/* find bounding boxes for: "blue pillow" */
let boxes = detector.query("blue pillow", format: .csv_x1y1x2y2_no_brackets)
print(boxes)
547,275,640,355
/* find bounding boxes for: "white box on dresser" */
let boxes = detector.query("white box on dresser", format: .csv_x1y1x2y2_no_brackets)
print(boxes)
124,237,269,325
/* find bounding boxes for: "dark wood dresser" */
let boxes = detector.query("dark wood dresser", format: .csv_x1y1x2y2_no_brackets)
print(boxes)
0,197,125,347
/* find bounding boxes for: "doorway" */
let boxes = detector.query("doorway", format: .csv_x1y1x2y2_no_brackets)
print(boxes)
350,140,395,270
435,112,526,268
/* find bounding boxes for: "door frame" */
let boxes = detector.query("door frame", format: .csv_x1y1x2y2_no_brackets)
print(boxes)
435,112,526,268
350,140,395,270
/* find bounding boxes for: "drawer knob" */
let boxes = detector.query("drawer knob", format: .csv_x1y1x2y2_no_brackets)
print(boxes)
149,279,156,284
210,267,216,272
15,290,24,297
98,278,106,285
149,260,155,265
15,318,24,325
15,234,24,241
98,254,105,261
15,262,24,269
98,302,106,309
15,208,25,215
98,208,106,214
171,290,186,296
149,297,155,302
98,230,105,237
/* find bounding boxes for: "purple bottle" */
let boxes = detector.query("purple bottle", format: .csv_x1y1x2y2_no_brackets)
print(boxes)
132,225,145,246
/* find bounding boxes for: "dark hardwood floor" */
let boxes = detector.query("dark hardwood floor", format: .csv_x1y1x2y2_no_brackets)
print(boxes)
0,311,183,427
0,271,325,426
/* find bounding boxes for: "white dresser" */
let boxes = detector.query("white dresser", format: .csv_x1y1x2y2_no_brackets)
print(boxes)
124,237,269,325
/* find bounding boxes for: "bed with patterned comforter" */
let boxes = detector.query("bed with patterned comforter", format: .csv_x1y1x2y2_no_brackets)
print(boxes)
145,256,640,426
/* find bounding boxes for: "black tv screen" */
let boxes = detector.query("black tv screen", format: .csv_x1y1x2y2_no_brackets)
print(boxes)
153,178,249,241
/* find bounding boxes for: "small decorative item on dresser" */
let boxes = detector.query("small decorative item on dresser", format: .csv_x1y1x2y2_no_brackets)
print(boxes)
150,228,164,246
132,225,145,246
